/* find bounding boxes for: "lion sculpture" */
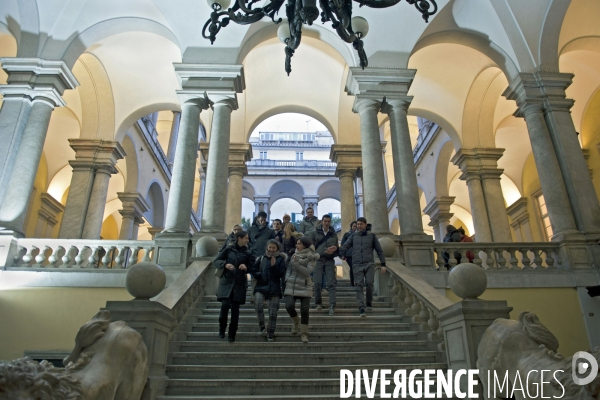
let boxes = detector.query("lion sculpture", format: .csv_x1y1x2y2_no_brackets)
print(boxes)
0,310,148,400
477,311,600,400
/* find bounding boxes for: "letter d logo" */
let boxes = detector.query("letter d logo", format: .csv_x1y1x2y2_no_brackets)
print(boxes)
572,351,598,386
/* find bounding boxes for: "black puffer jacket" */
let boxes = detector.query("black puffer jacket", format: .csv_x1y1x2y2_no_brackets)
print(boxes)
214,244,254,304
339,224,386,266
250,253,287,297
248,221,275,258
306,224,339,265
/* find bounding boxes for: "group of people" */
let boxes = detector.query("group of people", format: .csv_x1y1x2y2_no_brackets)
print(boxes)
213,208,386,344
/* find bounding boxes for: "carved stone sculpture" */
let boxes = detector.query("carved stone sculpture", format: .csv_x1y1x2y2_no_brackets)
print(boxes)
0,310,148,400
477,311,600,399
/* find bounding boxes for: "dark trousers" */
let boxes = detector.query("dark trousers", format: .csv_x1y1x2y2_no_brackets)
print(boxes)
219,297,241,339
313,261,337,307
347,257,354,286
353,263,374,312
284,295,310,325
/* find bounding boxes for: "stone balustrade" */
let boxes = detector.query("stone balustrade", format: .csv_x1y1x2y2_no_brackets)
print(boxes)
433,242,562,270
9,238,154,269
385,261,454,351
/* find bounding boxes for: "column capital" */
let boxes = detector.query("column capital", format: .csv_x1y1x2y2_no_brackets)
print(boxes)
423,196,455,221
335,168,356,179
0,58,79,107
228,166,246,177
506,197,529,223
330,144,362,171
503,71,575,117
68,139,126,174
380,97,412,114
352,96,381,114
118,192,150,222
254,196,270,205
175,63,244,110
451,148,505,181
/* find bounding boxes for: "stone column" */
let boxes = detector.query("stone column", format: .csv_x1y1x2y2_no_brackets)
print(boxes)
118,192,150,240
200,99,236,234
506,197,533,242
163,100,209,233
423,196,455,242
451,148,511,242
222,143,252,232
59,140,125,239
0,58,78,234
254,196,270,216
353,98,390,234
166,111,181,167
504,73,591,236
336,168,357,233
303,195,319,217
383,98,426,238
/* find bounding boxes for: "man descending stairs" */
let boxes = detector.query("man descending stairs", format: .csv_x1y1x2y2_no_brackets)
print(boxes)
159,280,446,399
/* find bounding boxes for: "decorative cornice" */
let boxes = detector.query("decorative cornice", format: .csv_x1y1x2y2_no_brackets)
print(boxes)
175,63,244,108
67,139,126,174
423,196,455,221
451,148,505,182
330,144,362,172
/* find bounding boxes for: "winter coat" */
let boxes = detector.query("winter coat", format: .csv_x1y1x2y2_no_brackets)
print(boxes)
219,232,237,252
443,228,461,243
283,232,303,260
214,244,254,304
247,221,275,258
250,253,287,297
284,246,320,298
341,230,355,259
339,224,386,266
299,216,319,234
306,224,339,267
273,230,284,245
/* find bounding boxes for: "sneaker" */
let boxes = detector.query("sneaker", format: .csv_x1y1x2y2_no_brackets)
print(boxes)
219,332,225,339
258,327,267,337
316,304,323,311
329,307,335,316
359,310,367,317
228,336,236,343
267,337,274,342
366,304,373,311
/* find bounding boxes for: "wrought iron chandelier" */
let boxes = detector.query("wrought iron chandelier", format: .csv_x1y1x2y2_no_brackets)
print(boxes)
202,0,437,75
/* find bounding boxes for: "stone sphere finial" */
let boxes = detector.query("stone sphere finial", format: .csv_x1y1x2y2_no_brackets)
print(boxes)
196,236,219,257
126,262,167,300
378,236,397,258
448,263,487,299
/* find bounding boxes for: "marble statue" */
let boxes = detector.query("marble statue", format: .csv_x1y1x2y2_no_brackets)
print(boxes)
477,311,599,399
0,310,148,400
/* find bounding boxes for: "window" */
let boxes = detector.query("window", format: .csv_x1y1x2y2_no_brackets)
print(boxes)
296,152,303,160
536,193,553,240
260,151,267,160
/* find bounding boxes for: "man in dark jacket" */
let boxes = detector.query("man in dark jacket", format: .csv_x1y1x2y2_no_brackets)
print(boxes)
341,221,357,287
442,224,461,270
272,219,284,244
299,207,319,234
248,211,276,258
339,217,386,317
306,215,340,315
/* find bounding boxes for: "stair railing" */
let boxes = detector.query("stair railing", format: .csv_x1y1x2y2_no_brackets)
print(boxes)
385,260,454,351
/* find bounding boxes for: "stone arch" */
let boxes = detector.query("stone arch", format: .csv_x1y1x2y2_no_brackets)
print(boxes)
144,180,165,228
462,67,507,148
538,0,572,72
55,18,180,69
242,179,256,202
267,180,305,209
560,36,600,56
115,101,181,143
120,132,139,193
7,0,39,59
73,53,115,141
434,138,456,198
246,106,337,143
317,180,341,202
410,30,519,81
236,23,356,68
408,108,462,151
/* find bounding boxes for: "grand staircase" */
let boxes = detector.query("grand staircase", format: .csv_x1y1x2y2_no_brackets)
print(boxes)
159,279,447,399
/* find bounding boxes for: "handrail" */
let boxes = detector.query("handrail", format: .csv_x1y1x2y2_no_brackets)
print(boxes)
385,260,453,349
155,258,212,323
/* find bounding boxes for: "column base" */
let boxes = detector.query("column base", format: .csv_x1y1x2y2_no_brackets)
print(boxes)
154,232,192,271
0,227,25,238
193,230,228,242
398,234,435,270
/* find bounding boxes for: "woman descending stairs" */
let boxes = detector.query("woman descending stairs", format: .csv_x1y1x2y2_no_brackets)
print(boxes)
158,279,447,399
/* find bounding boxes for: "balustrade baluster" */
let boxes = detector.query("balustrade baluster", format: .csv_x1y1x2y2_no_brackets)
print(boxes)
74,246,87,268
483,249,495,269
545,248,556,269
47,246,63,268
495,249,506,269
62,246,76,268
532,248,543,268
427,308,439,340
448,246,458,269
508,249,519,269
521,248,532,270
21,246,36,267
34,246,49,267
472,248,483,267
129,247,142,266
88,247,100,268
404,291,414,316
435,248,445,270
418,300,430,331
100,246,113,269
411,295,422,323
142,247,154,262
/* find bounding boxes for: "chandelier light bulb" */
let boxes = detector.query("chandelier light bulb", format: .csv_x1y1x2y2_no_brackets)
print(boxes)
207,0,231,10
277,23,291,44
351,16,369,39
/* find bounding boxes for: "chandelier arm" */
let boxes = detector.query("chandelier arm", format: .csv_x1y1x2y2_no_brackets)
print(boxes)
228,10,266,24
353,38,368,69
406,0,437,21
283,0,304,75
202,9,231,44
352,0,401,8
237,0,265,15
